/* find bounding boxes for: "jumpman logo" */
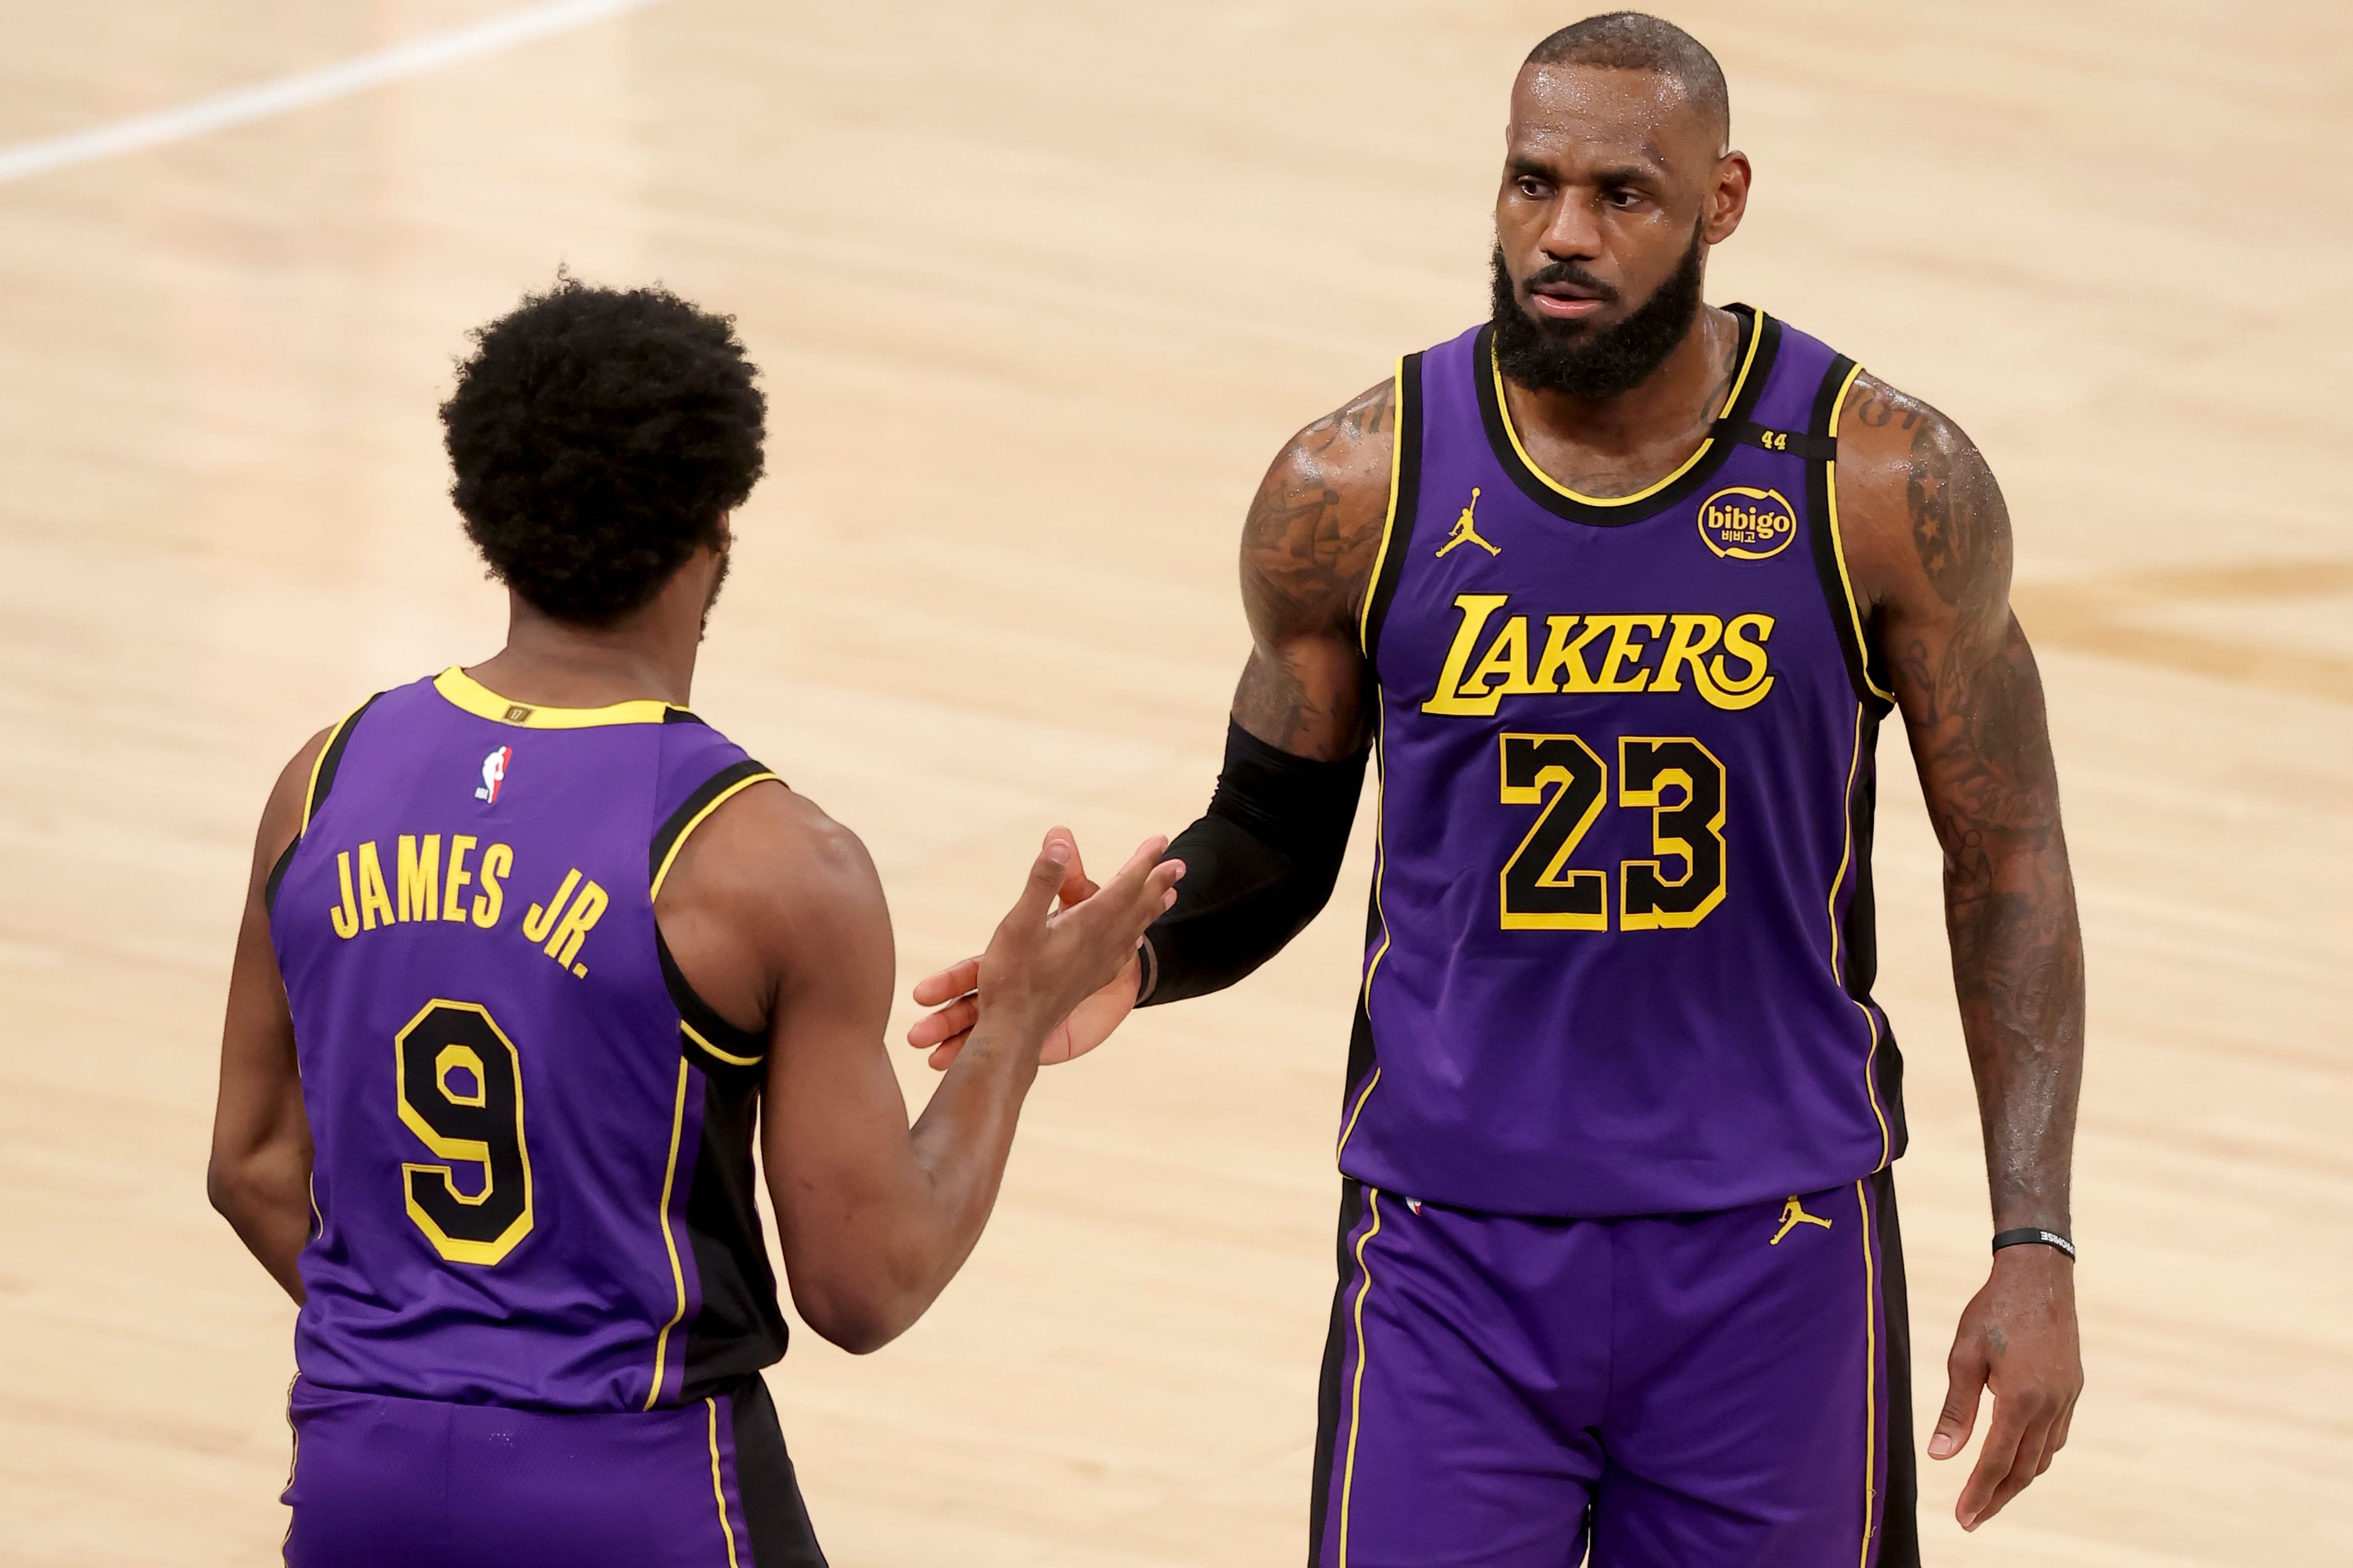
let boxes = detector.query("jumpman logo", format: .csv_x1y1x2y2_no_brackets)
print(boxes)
1769,1196,1834,1245
1435,487,1500,559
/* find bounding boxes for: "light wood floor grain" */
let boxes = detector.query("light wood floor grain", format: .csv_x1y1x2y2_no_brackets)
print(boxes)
2,3,2346,1564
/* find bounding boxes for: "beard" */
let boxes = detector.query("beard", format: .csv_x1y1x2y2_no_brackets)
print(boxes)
699,546,731,638
1489,226,1707,400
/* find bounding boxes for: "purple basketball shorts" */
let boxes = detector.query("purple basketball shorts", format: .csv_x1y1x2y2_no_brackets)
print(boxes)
282,1373,826,1567
1311,1171,1917,1567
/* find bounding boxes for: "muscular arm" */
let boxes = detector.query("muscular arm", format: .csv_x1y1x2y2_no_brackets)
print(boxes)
1231,376,1396,755
660,789,1176,1353
1838,373,2085,1528
207,730,330,1304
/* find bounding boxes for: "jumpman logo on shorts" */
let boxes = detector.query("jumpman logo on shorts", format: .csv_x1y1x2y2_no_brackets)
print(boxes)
1435,487,1500,558
1769,1196,1833,1245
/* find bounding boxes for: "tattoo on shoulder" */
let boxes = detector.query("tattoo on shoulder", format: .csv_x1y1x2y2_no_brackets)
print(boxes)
1850,376,2010,610
1240,378,1395,638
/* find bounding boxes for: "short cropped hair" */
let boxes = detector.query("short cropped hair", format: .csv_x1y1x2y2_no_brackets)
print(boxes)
440,276,766,625
1526,13,1730,150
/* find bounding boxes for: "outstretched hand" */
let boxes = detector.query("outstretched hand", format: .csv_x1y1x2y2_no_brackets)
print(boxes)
910,828,1166,1070
1930,1246,2082,1530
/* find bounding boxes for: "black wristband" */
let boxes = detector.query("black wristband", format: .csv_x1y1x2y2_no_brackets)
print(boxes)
1992,1227,2075,1261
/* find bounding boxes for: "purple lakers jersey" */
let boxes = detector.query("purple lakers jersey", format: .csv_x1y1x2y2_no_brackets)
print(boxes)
267,668,786,1410
1341,307,1904,1217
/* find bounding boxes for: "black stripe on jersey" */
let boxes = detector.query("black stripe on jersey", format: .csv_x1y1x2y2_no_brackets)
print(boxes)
1471,306,1776,528
1359,352,1425,679
678,1071,792,1401
264,692,383,914
661,706,709,726
648,758,776,887
655,926,769,1076
1873,1166,1922,1568
1804,353,1897,712
1710,419,1837,461
1841,734,1911,1161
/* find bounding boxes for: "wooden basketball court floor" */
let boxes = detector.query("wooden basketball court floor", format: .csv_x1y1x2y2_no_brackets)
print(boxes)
2,3,2346,1563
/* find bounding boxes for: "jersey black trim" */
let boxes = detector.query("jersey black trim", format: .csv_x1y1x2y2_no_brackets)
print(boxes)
1307,1176,1371,1568
1873,1166,1921,1568
678,1072,791,1399
263,692,383,914
1360,352,1425,680
1709,418,1837,460
656,925,769,1076
1803,353,1896,713
661,706,709,726
648,757,776,887
726,1375,829,1566
1471,306,1775,528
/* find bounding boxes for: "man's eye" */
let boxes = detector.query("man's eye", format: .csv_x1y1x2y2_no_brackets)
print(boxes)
1606,188,1642,209
1517,177,1547,199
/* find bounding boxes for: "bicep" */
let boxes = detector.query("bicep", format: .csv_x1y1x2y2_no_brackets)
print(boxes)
211,740,318,1174
756,821,920,1249
1230,380,1396,759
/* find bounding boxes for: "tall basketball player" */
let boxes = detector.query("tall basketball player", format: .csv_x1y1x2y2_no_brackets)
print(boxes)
909,14,2085,1564
205,279,1183,1567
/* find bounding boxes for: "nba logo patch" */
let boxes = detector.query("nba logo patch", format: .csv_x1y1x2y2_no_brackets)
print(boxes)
475,745,512,804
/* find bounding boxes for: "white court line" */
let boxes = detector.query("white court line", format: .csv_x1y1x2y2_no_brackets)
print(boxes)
0,0,665,188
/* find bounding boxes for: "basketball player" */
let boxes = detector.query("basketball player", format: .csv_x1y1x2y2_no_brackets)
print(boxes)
909,15,2085,1564
204,279,1183,1567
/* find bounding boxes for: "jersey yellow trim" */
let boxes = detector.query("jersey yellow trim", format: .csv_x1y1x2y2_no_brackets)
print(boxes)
1856,1177,1879,1568
682,1019,764,1069
1488,309,1763,507
1357,358,1406,656
1335,1069,1382,1159
649,772,782,900
1822,364,1894,703
434,666,681,728
301,702,368,833
1337,1187,1385,1568
705,1397,744,1568
1830,704,1894,1168
644,1059,692,1411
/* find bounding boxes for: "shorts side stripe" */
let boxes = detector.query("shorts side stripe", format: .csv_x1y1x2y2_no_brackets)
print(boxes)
1857,1178,1879,1567
706,1397,743,1568
1337,1188,1386,1568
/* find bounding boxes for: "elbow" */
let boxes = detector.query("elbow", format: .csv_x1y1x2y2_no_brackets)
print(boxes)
206,1156,249,1222
791,1285,918,1356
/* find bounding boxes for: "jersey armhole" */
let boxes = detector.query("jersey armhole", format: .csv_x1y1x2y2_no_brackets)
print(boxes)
262,692,385,915
649,757,782,1074
1804,358,1898,713
1358,351,1425,675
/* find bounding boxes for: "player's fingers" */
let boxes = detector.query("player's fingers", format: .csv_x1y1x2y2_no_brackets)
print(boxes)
1928,1341,1987,1460
2036,1397,2077,1477
1968,1411,2055,1529
925,1030,972,1071
1044,827,1099,906
906,997,979,1049
910,957,980,1008
1956,1397,2030,1530
1007,841,1072,927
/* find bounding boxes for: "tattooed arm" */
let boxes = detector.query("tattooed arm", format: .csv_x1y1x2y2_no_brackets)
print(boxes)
1232,377,1397,755
1838,373,2085,1533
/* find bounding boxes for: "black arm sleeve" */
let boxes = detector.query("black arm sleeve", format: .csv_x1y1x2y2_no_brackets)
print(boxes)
1136,720,1369,1007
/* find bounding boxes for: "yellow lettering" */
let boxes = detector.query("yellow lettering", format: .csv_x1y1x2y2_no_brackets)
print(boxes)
472,843,512,928
356,841,395,932
397,834,442,923
1591,615,1667,692
1420,594,1513,716
443,836,478,922
1525,616,1607,692
543,880,609,968
522,868,581,945
1704,613,1777,710
330,851,361,940
1649,615,1725,694
1464,615,1532,696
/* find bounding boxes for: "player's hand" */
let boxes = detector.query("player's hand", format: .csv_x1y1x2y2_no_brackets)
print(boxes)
928,829,1178,1066
1929,1243,2082,1530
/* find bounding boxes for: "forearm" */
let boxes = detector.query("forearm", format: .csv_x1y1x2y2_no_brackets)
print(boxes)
898,1021,1042,1301
1139,719,1366,1005
1946,831,2084,1233
207,1146,311,1303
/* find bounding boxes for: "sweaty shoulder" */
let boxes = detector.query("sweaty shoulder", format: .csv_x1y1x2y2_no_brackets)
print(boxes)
653,777,886,1032
1832,369,2015,622
1241,375,1399,641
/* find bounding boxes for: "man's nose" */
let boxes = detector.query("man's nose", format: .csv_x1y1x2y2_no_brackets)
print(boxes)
1535,192,1603,262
